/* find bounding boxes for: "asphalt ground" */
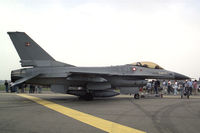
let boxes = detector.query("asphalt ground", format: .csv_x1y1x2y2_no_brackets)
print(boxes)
0,93,200,133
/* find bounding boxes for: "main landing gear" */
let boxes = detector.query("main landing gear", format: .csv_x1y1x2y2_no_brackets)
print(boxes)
79,93,94,101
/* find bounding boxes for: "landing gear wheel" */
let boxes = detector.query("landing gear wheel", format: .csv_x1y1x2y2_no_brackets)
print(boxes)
84,93,94,101
134,93,140,99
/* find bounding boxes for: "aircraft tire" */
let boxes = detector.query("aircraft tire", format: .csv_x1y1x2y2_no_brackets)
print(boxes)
134,93,140,99
84,93,94,101
78,92,94,100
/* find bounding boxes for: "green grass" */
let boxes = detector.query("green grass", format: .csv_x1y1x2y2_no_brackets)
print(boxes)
0,85,5,91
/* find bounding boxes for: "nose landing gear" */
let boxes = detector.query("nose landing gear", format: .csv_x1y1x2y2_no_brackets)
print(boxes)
134,93,140,99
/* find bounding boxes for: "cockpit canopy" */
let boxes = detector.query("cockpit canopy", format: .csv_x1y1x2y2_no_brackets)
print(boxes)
131,61,164,69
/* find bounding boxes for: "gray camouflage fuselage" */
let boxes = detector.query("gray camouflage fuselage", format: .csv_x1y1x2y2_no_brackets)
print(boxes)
8,32,189,99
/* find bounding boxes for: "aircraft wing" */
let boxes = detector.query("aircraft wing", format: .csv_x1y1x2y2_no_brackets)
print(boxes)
66,72,108,82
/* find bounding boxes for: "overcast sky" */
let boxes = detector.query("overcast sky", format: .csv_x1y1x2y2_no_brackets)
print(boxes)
0,0,200,80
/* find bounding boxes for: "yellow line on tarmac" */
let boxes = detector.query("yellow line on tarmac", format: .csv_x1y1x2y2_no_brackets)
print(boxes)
17,94,145,133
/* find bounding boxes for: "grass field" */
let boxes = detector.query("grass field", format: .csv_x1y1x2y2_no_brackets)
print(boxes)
0,85,4,91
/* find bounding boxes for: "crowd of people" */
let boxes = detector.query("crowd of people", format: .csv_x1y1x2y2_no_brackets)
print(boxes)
145,79,199,97
3,80,200,97
3,80,42,93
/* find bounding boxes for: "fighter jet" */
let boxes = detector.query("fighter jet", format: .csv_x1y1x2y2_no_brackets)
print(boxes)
8,32,189,100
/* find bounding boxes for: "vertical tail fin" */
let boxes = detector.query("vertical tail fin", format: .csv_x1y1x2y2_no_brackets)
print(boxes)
8,32,74,67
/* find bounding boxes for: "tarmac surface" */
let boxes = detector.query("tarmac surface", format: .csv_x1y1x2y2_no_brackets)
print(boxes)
0,92,200,133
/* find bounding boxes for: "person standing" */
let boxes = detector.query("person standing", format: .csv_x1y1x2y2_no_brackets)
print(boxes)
173,81,178,95
154,80,160,95
146,82,152,93
162,80,167,94
179,81,184,99
38,86,42,93
188,80,193,95
167,80,171,94
152,80,155,94
185,80,191,98
29,85,34,93
193,80,198,95
18,84,22,93
4,80,9,93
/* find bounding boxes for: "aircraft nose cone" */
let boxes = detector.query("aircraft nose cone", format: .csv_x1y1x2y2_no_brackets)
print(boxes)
174,72,190,80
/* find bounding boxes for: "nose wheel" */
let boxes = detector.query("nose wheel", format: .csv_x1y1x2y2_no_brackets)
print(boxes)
134,93,140,99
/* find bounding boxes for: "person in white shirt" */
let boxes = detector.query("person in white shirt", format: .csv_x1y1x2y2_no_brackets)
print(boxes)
173,81,178,95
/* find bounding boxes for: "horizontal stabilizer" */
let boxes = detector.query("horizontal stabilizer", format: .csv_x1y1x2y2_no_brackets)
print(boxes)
11,73,40,87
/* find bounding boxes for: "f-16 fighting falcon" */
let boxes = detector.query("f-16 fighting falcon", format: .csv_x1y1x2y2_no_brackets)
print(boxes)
8,32,189,100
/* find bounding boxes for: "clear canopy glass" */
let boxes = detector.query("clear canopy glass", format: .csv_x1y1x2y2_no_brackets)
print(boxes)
131,61,163,69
